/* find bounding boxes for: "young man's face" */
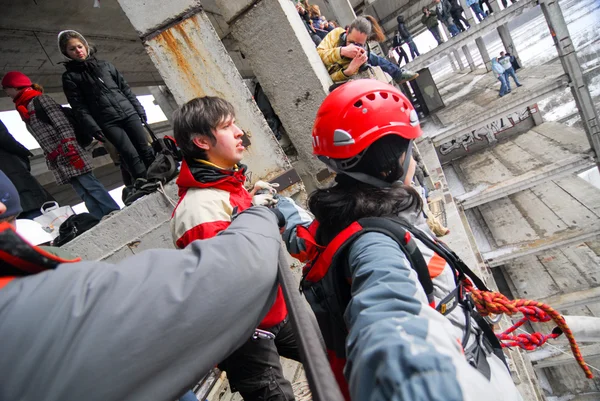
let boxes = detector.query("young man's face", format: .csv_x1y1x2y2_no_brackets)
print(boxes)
193,115,245,169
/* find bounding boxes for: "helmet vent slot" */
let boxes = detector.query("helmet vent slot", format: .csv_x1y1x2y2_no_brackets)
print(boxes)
354,100,363,108
366,93,376,101
380,92,388,99
392,95,400,102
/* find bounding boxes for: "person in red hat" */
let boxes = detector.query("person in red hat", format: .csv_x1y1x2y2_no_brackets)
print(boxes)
1,71,119,219
277,80,522,401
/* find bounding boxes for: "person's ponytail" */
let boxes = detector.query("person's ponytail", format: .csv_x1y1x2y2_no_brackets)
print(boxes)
364,15,385,42
31,83,44,93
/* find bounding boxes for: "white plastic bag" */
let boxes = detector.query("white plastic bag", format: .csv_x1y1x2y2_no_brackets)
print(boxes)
33,201,75,239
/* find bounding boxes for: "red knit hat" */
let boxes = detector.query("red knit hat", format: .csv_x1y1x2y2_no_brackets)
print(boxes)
1,71,32,89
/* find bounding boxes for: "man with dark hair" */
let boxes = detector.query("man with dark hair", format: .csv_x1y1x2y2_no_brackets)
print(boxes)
499,50,522,89
317,16,418,84
422,7,444,45
171,96,301,401
449,0,471,32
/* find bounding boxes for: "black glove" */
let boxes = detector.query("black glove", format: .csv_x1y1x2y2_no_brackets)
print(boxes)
93,131,106,143
269,208,286,229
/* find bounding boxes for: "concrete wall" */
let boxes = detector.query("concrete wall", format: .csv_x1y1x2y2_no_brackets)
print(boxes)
61,182,178,262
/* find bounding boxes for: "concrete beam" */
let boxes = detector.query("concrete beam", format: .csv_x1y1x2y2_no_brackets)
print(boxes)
148,85,178,123
118,0,292,185
432,76,569,147
540,0,600,169
448,53,458,72
222,0,332,188
483,227,600,267
462,45,476,72
530,344,600,369
456,154,595,209
497,23,521,66
475,36,492,72
538,287,600,311
327,0,357,28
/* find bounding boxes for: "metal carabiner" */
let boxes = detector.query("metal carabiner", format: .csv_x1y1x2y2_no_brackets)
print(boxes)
252,328,275,341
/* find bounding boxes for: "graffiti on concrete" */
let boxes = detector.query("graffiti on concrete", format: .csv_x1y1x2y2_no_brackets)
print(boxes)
439,107,533,155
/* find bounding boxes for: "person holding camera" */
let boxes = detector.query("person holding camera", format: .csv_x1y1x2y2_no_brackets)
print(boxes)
317,16,418,84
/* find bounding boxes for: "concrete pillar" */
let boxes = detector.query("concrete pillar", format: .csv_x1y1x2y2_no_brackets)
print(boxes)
448,53,458,72
326,0,357,28
497,23,522,66
488,0,501,13
453,49,465,70
217,0,333,187
540,0,600,168
459,0,476,27
118,0,291,184
148,85,178,123
462,45,476,72
475,36,492,72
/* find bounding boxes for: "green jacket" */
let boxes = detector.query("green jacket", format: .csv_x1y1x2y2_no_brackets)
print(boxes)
421,12,440,29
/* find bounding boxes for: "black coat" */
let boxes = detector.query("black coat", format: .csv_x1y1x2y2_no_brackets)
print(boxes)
0,120,54,213
396,16,412,40
62,56,146,134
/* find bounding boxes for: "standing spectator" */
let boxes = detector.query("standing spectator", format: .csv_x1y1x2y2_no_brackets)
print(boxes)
0,119,54,219
1,71,119,219
480,0,494,15
499,51,523,89
449,0,471,32
392,31,410,65
396,15,420,59
317,16,418,84
467,0,487,22
491,57,510,97
434,0,460,37
421,7,444,45
58,30,155,181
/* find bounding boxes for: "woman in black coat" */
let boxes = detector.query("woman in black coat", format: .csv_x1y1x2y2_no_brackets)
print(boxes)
58,30,155,180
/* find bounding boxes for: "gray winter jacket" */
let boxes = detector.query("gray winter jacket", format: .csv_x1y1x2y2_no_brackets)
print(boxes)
0,207,281,401
276,197,522,401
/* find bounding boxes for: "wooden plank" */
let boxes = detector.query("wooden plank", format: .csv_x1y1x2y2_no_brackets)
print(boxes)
511,189,568,238
553,176,600,218
490,139,547,175
478,197,538,247
531,344,600,369
537,250,591,293
531,180,600,229
561,243,600,287
539,354,600,395
530,122,592,154
538,287,600,311
455,150,516,188
503,255,561,299
512,129,576,163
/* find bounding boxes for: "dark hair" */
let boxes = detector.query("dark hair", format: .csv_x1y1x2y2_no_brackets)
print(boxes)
348,16,372,37
363,15,385,42
173,96,235,162
309,135,423,242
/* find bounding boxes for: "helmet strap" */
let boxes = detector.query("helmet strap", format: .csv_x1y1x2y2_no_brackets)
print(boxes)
398,140,414,184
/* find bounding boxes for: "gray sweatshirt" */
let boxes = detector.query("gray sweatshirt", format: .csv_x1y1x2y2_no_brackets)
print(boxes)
0,207,281,401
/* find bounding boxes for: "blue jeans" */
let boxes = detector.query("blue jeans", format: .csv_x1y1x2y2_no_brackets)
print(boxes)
470,4,486,21
445,21,460,36
498,74,509,96
406,39,420,58
504,67,521,87
369,53,403,79
70,172,120,219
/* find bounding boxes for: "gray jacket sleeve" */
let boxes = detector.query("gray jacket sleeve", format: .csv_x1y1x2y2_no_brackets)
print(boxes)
275,196,314,259
0,207,281,401
344,233,517,401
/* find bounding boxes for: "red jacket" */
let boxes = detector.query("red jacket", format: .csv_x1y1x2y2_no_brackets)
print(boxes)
170,159,287,328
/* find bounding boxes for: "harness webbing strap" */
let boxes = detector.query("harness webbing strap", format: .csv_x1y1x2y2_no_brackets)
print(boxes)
0,276,15,290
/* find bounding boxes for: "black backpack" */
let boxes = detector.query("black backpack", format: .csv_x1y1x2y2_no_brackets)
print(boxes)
33,97,94,148
52,213,100,247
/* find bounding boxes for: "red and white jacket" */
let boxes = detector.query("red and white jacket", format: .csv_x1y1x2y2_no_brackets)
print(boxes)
170,159,287,329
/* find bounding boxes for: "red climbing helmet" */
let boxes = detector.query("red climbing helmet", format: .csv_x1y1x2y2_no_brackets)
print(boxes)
312,79,421,163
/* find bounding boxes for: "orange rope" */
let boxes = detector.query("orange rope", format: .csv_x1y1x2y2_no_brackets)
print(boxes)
467,287,593,379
